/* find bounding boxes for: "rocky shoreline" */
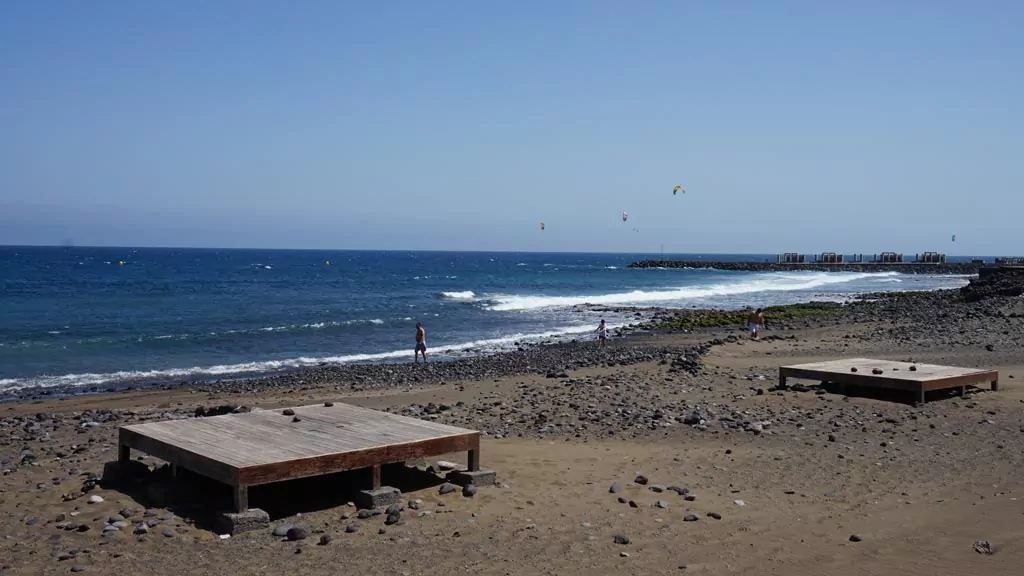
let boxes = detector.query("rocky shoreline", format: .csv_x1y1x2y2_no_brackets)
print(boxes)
628,259,983,274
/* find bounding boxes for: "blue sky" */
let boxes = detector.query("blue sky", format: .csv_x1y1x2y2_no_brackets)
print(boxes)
1,1,1021,254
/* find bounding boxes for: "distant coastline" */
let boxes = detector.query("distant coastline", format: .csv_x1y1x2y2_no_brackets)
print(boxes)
628,260,983,275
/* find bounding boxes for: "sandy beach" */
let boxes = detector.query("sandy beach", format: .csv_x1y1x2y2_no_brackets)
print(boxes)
3,277,1023,575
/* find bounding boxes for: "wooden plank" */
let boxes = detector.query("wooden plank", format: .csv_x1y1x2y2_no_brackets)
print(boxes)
237,432,480,485
119,427,239,486
779,358,999,400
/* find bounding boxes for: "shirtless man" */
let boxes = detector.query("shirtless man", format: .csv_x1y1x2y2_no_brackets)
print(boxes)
414,322,428,363
747,308,764,340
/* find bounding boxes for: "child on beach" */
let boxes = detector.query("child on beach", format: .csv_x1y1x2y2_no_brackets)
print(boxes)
595,319,608,347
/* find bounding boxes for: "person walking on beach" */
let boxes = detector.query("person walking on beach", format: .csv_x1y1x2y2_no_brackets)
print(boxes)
595,319,608,347
747,308,764,340
414,321,428,363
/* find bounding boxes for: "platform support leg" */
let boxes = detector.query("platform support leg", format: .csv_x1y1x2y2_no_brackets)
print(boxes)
468,449,480,472
233,484,249,513
118,444,130,463
919,389,926,404
778,373,788,390
960,385,967,397
371,464,381,490
992,379,999,392
170,464,178,480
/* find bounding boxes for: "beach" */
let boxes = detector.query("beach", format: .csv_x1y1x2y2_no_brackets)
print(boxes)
2,273,1023,575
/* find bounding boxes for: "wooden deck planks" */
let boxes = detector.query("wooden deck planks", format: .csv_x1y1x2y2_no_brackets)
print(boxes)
779,358,998,402
119,402,481,492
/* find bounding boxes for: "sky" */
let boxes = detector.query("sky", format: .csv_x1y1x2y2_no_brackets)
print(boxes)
1,1,1021,255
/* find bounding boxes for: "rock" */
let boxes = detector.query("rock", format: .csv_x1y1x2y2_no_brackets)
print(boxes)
324,401,334,407
617,497,628,504
684,514,699,522
985,344,995,352
318,534,332,545
292,416,302,423
345,524,358,533
108,514,125,524
273,524,294,537
909,365,917,372
385,512,401,525
386,503,403,515
655,500,669,509
684,495,696,502
70,565,87,573
462,484,478,498
87,495,103,504
668,486,689,496
286,527,309,541
850,367,858,373
974,540,994,555
357,509,375,520
649,485,665,493
634,475,649,485
609,481,622,494
628,500,638,508
620,552,630,558
162,528,175,538
613,534,630,545
733,500,745,506
872,369,883,375
849,534,862,542
282,409,295,416
439,483,457,495
828,433,837,442
707,512,722,520
408,500,421,510
133,524,149,535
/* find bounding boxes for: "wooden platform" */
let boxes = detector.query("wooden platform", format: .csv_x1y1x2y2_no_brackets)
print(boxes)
118,402,481,512
779,358,998,403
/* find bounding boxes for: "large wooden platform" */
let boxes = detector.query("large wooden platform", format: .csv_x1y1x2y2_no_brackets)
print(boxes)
118,402,481,512
779,358,998,403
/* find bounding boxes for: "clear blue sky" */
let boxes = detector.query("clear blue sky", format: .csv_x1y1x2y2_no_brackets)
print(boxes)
1,1,1021,254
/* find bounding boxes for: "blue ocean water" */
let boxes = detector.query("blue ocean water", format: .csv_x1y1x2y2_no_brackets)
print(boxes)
0,247,971,391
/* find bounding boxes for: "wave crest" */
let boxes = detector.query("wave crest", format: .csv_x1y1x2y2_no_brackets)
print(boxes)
440,291,476,300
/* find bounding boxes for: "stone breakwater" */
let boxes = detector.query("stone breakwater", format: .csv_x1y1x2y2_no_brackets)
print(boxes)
628,260,982,274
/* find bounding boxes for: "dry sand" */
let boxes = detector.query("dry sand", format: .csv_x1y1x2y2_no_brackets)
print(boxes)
2,322,1022,575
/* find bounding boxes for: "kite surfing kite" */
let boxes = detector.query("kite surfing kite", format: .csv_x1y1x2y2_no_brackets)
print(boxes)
673,185,684,195
952,234,956,243
540,221,545,231
622,211,628,222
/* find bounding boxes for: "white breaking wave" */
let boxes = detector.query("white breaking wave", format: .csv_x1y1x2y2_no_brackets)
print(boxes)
440,291,476,300
486,272,900,312
0,322,624,392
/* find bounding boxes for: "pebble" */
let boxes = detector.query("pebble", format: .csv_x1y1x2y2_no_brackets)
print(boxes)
286,527,309,541
162,528,175,538
655,500,669,509
609,481,622,494
707,512,722,520
357,509,375,520
439,483,457,495
324,401,334,407
408,500,421,510
273,524,294,537
613,534,630,545
462,484,478,498
617,497,628,504
292,416,302,423
70,565,87,573
974,540,994,555
385,512,401,526
628,500,638,508
282,409,295,416
87,495,103,504
620,552,630,558
345,525,358,533
634,475,649,485
649,485,665,493
318,534,332,545
849,534,862,542
734,500,745,506
684,514,699,522
133,524,149,535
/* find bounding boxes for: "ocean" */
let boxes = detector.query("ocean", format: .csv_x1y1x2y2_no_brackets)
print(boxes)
0,247,972,392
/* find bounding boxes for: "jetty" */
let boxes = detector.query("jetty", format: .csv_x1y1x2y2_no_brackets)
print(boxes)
630,252,985,274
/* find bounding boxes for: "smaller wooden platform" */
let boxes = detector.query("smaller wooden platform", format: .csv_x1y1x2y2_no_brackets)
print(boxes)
779,358,998,403
118,402,482,512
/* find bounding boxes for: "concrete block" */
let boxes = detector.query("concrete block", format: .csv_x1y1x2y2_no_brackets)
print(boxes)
215,508,270,536
445,469,497,487
355,486,402,509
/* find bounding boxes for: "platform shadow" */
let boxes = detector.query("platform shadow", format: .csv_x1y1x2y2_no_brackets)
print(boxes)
817,381,982,404
107,461,448,531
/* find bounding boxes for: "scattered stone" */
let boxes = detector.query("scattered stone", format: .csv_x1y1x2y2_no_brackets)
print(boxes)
609,481,622,494
655,500,669,509
133,524,149,535
613,534,630,545
70,565,87,573
974,540,994,555
909,365,918,372
357,509,375,520
286,527,309,541
684,495,696,502
849,534,862,543
707,512,722,520
684,514,699,522
462,484,478,498
649,485,665,493
324,401,334,407
345,525,358,533
620,552,630,558
282,409,295,416
734,500,745,506
108,514,125,524
385,512,401,526
318,534,332,545
439,483,457,495
273,524,294,537
292,416,302,423
87,495,103,504
162,528,175,538
634,475,649,485
617,497,628,504
850,367,858,373
628,500,638,508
